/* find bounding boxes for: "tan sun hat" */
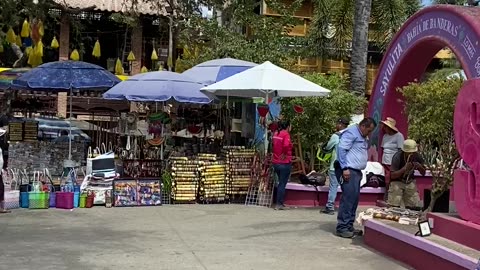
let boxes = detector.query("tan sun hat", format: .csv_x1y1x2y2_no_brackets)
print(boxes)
381,117,398,132
403,139,418,153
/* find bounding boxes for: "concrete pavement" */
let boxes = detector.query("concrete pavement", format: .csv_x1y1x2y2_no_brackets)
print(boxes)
0,205,409,270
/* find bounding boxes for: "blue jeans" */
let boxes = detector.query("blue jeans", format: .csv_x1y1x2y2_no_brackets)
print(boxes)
325,170,339,210
273,163,292,206
335,166,362,233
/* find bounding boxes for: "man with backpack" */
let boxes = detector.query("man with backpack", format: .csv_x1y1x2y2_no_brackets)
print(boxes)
321,118,350,215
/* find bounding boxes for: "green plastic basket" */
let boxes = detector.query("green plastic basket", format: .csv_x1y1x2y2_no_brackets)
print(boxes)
79,194,87,208
28,192,49,209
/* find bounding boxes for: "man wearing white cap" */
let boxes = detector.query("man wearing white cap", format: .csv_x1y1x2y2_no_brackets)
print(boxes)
0,127,10,213
388,139,426,210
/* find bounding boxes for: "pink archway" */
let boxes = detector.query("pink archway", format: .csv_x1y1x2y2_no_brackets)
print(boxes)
367,5,480,224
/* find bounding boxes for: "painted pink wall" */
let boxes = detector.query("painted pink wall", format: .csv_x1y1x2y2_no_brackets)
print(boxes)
367,5,480,224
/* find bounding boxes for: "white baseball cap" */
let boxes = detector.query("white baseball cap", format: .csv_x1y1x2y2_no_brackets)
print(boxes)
0,128,6,137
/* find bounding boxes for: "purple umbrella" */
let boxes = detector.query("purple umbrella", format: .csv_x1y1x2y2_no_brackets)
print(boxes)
102,71,214,104
182,58,257,85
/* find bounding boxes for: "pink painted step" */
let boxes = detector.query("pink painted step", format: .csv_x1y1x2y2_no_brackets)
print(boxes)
427,212,480,251
364,219,479,270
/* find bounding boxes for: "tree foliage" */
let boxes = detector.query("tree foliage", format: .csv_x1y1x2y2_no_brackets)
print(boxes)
399,76,463,212
306,0,421,59
280,73,366,151
400,78,462,144
176,0,302,70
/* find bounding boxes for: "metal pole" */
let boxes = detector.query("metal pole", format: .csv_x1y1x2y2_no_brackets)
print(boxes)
264,92,268,156
68,87,73,160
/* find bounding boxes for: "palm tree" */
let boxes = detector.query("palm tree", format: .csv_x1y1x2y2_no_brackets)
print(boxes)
307,0,421,94
350,0,372,95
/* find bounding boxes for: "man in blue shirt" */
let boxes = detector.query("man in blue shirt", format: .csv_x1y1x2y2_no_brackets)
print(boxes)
335,117,377,238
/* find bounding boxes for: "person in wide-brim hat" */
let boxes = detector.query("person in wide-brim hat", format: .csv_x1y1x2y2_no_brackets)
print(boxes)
380,117,405,202
381,117,399,132
388,139,426,210
0,127,10,213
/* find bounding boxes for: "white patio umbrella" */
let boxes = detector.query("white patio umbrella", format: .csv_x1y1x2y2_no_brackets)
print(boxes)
201,61,331,153
201,61,330,98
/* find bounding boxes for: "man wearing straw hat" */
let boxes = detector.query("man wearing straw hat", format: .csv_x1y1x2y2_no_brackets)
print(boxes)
388,139,426,210
0,127,10,213
380,117,405,200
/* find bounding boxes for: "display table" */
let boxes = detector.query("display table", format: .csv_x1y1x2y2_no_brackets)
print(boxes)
284,183,385,207
284,171,453,208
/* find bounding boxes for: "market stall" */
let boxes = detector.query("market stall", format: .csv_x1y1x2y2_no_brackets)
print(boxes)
3,61,120,210
201,61,331,207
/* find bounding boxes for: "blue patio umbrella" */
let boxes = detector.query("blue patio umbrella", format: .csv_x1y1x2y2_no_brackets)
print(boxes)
10,61,121,161
182,58,257,85
11,61,120,90
102,71,213,104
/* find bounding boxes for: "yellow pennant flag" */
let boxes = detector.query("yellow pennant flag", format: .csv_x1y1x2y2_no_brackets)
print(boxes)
21,19,30,38
92,40,101,58
127,51,136,62
151,49,158,61
70,49,80,61
6,28,16,44
51,36,59,49
115,58,124,75
16,35,22,47
25,46,33,56
28,51,43,67
38,20,44,37
35,40,44,57
140,66,148,73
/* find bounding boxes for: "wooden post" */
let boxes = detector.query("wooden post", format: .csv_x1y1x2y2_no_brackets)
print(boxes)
59,12,70,61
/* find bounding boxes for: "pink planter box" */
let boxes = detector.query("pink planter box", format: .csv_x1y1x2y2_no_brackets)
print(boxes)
284,183,385,207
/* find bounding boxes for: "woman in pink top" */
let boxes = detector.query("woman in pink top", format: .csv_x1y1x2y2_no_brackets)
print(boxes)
272,121,293,210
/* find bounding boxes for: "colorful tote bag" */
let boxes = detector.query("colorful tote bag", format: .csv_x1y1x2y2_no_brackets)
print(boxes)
3,169,20,210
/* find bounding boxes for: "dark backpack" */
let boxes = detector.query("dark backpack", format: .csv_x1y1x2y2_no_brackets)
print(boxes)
299,172,326,203
361,172,386,188
299,172,326,187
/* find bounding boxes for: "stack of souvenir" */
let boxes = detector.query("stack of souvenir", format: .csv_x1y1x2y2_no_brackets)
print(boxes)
8,121,23,141
23,120,38,141
171,157,199,203
197,154,226,203
223,147,255,202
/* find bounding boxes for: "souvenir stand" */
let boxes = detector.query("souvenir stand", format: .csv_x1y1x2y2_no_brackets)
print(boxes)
113,111,165,207
101,70,217,207
223,147,255,202
166,146,256,204
201,61,331,207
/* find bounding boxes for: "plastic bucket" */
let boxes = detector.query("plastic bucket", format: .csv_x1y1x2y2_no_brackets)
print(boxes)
49,192,56,207
56,192,74,209
86,195,94,208
74,192,80,208
79,194,87,208
20,192,29,208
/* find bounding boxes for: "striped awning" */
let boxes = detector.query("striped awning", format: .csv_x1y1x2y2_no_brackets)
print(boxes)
53,0,167,16
0,68,31,90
